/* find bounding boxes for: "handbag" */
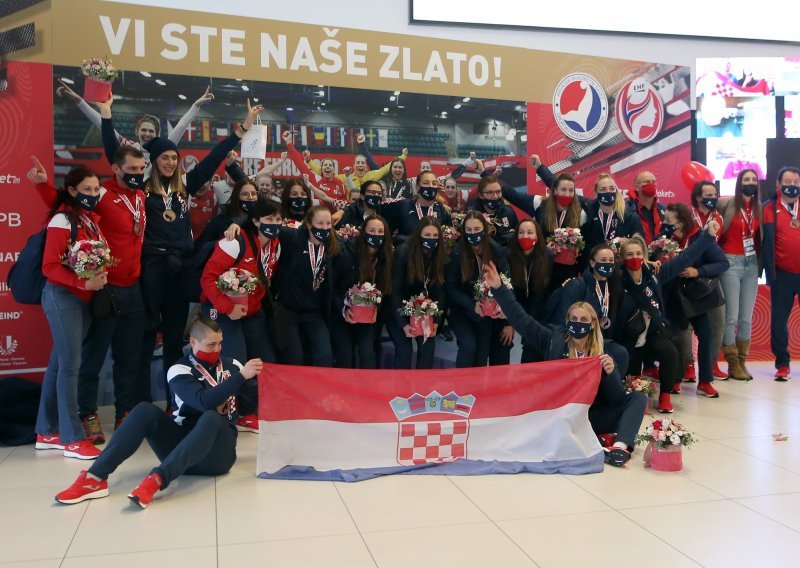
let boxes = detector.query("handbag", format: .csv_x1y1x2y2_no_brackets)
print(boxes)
621,309,647,343
678,277,725,318
91,287,120,320
239,115,267,160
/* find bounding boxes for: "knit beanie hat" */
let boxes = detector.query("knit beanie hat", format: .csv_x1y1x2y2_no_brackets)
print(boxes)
144,137,179,162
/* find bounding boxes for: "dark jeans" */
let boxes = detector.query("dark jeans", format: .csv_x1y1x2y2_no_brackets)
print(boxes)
448,309,492,368
201,304,270,415
331,316,377,369
489,320,512,366
385,315,436,369
770,270,800,368
589,390,648,450
627,328,684,394
281,308,333,366
88,402,237,489
78,282,145,421
688,313,714,383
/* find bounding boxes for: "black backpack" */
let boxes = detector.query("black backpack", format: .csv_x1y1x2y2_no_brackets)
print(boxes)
183,233,249,303
7,217,77,305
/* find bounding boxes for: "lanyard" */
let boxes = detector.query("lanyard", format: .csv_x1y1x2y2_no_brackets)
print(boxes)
308,240,326,290
598,210,615,240
79,213,101,240
524,256,534,298
557,209,567,229
188,355,236,419
118,192,143,225
261,240,281,283
691,207,713,230
595,279,609,318
740,205,754,239
415,201,435,220
782,200,798,223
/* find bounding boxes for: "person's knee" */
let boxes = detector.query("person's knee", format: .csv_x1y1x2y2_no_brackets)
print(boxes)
130,401,160,419
628,391,648,413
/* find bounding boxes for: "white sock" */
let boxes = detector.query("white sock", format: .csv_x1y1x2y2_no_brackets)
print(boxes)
86,472,103,481
612,441,628,450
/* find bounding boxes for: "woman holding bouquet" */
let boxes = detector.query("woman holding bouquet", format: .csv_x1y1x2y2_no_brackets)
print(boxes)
388,217,447,369
446,211,511,368
36,166,109,460
484,261,646,467
331,215,393,368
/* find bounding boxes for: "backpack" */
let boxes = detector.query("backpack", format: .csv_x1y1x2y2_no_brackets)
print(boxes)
183,233,249,303
7,217,77,305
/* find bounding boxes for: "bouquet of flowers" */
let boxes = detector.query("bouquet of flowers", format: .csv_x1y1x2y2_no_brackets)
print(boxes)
216,268,260,297
547,227,584,265
609,236,628,260
80,57,118,102
400,294,442,340
337,224,360,240
62,239,113,279
346,282,382,323
649,236,681,262
636,418,695,449
283,219,302,229
451,212,466,230
442,225,461,250
625,375,656,396
472,274,511,317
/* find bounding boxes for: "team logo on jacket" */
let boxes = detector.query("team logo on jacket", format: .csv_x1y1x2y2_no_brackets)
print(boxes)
553,73,609,141
615,78,664,144
390,391,475,466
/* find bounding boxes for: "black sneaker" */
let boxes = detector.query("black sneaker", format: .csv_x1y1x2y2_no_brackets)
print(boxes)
604,447,631,467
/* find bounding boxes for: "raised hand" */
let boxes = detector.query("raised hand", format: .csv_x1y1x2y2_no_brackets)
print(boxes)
93,94,113,119
194,86,214,108
225,150,239,168
483,260,501,289
529,154,542,169
56,79,82,103
27,155,47,184
241,98,264,131
281,130,293,145
357,133,366,144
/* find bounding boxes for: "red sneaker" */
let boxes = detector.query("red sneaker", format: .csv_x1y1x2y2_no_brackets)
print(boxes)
775,366,791,382
63,439,102,460
55,470,108,505
697,382,720,398
35,434,64,450
642,366,660,381
684,364,697,383
236,414,259,433
128,472,162,509
82,413,105,445
115,411,129,431
670,383,681,394
712,360,728,380
598,433,616,448
658,392,674,413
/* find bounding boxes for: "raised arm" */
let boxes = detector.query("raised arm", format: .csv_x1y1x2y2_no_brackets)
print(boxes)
256,151,288,177
358,134,381,170
57,79,126,146
94,96,120,165
168,86,213,145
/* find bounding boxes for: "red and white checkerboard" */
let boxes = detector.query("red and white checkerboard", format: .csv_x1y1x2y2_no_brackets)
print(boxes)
396,420,469,465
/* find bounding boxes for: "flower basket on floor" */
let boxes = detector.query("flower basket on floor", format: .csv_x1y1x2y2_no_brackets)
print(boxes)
547,227,584,265
346,282,382,324
81,57,118,103
636,418,694,472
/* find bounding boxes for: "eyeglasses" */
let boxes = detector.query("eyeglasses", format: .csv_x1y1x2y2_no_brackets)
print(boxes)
482,190,502,198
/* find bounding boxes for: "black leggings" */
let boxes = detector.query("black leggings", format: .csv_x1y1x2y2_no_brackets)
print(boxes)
448,309,492,368
385,315,436,369
331,316,377,369
89,402,237,488
628,329,684,394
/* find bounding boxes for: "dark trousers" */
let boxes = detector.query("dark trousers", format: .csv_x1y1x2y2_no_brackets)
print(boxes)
331,316,377,369
627,329,684,394
770,270,800,368
688,313,714,383
605,340,630,379
521,342,546,363
449,310,492,368
139,255,191,406
88,402,237,489
282,308,333,366
77,282,146,421
589,390,648,450
201,304,270,415
385,315,436,369
489,320,512,366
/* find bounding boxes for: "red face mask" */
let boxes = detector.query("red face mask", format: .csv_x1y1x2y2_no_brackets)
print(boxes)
518,237,537,252
624,257,644,271
194,349,220,366
555,195,573,208
640,182,657,198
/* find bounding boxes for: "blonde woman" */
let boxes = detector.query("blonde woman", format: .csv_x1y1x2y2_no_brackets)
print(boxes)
484,261,646,467
584,173,643,252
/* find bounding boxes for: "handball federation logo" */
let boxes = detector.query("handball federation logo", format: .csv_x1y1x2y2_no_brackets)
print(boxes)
553,73,609,141
615,78,664,144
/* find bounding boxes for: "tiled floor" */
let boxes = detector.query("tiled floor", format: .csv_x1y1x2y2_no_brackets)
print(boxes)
3,361,800,567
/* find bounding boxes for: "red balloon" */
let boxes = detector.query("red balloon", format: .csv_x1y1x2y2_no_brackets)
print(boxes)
681,161,715,191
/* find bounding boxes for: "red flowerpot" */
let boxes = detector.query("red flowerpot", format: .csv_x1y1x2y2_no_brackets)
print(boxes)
83,76,113,103
408,315,433,337
225,293,249,307
350,303,377,323
479,299,498,317
644,441,683,471
553,248,577,265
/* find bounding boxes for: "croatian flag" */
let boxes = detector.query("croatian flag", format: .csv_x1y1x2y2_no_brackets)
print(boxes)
257,358,605,481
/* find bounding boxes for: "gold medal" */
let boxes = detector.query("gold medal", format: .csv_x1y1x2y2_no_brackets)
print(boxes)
791,219,800,229
601,317,611,329
163,209,177,222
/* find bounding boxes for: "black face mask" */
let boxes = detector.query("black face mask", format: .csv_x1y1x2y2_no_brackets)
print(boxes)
240,200,256,214
567,321,593,339
482,197,501,211
259,223,281,239
121,172,145,190
701,197,718,210
421,237,439,251
364,194,382,210
310,227,330,243
76,192,100,211
661,223,676,237
365,233,384,249
289,197,309,212
593,262,614,277
781,185,800,199
597,192,616,207
419,186,437,201
466,230,485,246
741,183,759,197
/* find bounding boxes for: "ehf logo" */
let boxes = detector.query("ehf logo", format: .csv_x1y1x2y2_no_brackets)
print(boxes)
390,391,475,466
0,336,18,356
615,78,664,144
553,73,609,141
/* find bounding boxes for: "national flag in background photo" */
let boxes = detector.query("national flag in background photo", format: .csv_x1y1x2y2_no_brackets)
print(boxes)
377,128,389,148
313,126,326,146
200,120,212,142
700,71,772,97
297,125,311,147
332,127,352,148
256,358,605,481
361,128,378,147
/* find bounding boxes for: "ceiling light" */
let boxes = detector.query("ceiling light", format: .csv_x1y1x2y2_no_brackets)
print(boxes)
155,79,166,86
241,85,250,91
178,94,187,100
397,105,405,109
463,97,471,102
318,84,324,88
286,107,294,111
389,95,396,102
253,97,259,102
393,91,400,96
453,104,462,109
139,71,151,78
383,107,389,112
60,77,74,85
318,90,325,96
235,78,242,81
321,102,326,106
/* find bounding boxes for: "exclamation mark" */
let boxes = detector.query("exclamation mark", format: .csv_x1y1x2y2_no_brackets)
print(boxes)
493,57,502,87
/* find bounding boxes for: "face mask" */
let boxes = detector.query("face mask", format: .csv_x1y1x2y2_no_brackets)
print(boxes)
661,223,676,237
593,262,614,277
259,223,281,239
701,197,718,210
121,172,145,190
421,237,439,251
567,321,593,339
365,233,384,249
640,182,657,198
555,195,573,208
310,227,330,243
466,230,485,246
419,186,437,201
76,192,100,211
482,197,501,211
624,257,644,271
597,192,616,207
289,197,308,212
518,237,536,252
741,183,758,197
364,194,382,210
240,200,256,214
781,185,800,199
194,349,220,366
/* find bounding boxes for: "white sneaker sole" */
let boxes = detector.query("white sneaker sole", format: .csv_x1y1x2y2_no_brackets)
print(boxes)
128,494,149,509
63,450,100,460
56,488,109,504
35,442,65,450
236,425,259,433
